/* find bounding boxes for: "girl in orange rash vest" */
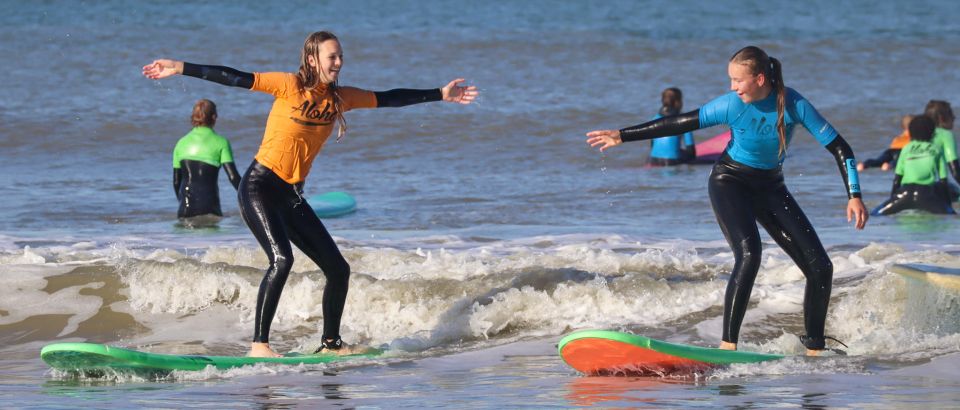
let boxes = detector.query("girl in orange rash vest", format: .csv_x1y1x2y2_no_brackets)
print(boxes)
143,31,478,357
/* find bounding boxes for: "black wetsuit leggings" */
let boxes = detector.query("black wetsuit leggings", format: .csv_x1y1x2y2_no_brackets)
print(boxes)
708,155,833,349
239,161,350,343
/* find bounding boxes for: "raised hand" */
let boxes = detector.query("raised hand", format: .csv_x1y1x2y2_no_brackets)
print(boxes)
142,59,183,80
441,79,479,105
586,130,624,152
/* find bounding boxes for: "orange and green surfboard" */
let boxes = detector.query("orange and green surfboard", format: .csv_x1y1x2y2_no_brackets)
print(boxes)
558,330,784,375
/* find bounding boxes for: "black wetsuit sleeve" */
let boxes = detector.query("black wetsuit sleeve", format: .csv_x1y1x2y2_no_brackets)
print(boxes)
619,110,701,143
173,168,182,200
374,89,442,107
182,62,254,89
223,162,241,190
825,135,862,199
890,174,902,198
949,160,960,185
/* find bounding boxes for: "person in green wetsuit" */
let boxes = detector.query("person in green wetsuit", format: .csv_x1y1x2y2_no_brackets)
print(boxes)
926,101,960,188
172,99,241,219
872,115,956,215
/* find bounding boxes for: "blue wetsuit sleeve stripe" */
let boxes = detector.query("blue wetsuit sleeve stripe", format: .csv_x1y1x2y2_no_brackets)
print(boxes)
826,136,862,198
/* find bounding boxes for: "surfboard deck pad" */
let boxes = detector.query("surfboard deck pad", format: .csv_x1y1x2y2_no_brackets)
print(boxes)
558,330,783,376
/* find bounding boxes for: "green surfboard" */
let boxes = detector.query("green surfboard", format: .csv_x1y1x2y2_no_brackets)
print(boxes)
558,330,784,375
41,342,382,375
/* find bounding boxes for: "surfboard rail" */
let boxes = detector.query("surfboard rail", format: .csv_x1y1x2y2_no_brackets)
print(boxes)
40,342,382,374
889,263,960,291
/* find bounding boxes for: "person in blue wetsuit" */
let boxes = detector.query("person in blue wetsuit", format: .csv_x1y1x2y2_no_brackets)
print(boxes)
648,87,696,166
587,46,868,356
172,99,241,220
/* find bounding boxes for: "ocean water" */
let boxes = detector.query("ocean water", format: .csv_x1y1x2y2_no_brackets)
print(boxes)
2,0,960,408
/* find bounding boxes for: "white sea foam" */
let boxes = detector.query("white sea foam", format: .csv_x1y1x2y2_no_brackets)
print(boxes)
3,236,959,364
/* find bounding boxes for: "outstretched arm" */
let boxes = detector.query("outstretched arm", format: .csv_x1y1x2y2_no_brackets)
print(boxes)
586,110,701,151
825,135,868,229
143,60,254,89
370,79,478,107
223,162,241,190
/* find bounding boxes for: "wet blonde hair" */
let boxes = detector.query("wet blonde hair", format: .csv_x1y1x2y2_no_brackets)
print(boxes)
731,46,786,158
297,31,348,141
191,99,217,128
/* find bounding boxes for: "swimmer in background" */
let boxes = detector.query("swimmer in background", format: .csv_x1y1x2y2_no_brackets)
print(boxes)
172,99,241,220
648,87,696,166
872,115,955,215
857,114,912,171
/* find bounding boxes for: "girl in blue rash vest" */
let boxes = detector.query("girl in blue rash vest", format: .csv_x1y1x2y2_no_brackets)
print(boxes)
648,87,696,166
587,46,868,356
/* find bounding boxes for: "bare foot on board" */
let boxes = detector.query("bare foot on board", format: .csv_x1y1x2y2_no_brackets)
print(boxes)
248,342,283,358
718,341,737,351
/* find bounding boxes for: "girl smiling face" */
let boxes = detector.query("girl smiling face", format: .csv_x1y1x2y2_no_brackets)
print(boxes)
728,61,771,104
308,39,343,84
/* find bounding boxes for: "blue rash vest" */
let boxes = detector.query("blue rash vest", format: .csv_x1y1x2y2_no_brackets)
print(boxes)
698,88,838,169
649,114,695,160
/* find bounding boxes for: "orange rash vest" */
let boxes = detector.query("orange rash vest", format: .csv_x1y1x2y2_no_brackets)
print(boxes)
889,131,911,150
251,72,377,184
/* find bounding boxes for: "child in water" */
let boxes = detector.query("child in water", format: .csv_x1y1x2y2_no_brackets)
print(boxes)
872,115,956,215
648,87,696,166
172,99,241,221
857,114,912,171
